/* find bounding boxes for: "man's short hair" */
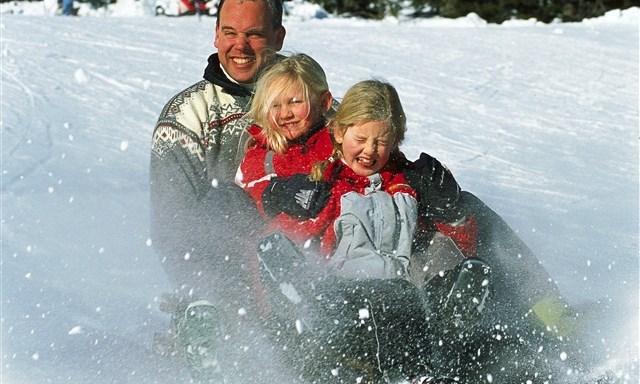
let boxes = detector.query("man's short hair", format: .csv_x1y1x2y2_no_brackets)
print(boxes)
216,0,284,28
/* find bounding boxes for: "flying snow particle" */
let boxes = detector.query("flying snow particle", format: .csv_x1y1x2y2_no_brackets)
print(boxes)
119,141,129,151
259,241,273,252
295,319,303,334
331,368,339,377
68,134,74,141
68,196,74,203
98,247,105,254
25,272,32,279
358,308,370,320
74,68,89,84
68,326,83,335
63,122,70,129
184,252,191,261
145,238,152,247
211,178,219,188
279,282,302,304
303,239,312,249
238,307,247,316
560,351,568,361
487,373,493,383
31,352,40,360
48,186,54,194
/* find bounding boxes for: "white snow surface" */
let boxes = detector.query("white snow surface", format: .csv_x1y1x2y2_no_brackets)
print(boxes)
1,6,639,384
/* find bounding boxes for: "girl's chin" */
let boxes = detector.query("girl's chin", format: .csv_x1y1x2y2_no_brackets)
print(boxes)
351,166,377,177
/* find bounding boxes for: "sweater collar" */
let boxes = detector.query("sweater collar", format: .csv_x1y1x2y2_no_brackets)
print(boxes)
203,53,253,97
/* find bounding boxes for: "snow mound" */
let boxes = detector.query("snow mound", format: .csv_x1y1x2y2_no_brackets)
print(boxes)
583,6,639,25
285,0,329,21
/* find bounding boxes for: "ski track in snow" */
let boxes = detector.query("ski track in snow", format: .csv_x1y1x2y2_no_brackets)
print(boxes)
1,14,638,384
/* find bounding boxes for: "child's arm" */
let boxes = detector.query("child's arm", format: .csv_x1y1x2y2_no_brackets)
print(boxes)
405,152,461,220
405,152,478,257
261,174,331,219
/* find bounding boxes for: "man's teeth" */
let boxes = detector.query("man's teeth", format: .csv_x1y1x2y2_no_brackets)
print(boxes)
233,57,252,64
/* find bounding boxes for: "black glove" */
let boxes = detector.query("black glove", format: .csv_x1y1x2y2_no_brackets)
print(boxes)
405,153,462,220
262,174,331,219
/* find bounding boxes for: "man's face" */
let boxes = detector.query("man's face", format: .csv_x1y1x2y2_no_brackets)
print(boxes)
214,0,285,84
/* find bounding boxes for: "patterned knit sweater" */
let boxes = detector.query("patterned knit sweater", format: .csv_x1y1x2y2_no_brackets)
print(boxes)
149,53,261,290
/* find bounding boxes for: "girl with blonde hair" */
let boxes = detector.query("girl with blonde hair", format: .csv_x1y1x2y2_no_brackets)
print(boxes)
236,53,334,219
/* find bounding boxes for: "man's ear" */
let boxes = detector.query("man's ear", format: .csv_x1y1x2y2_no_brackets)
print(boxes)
274,26,286,51
321,91,333,113
214,25,220,49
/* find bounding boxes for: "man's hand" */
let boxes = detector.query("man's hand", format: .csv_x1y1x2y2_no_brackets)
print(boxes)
405,153,461,220
262,174,331,219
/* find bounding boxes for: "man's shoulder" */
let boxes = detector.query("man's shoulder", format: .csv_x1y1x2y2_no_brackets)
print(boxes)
160,78,250,118
157,80,215,119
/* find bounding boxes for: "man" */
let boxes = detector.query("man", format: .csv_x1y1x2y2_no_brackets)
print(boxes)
149,0,287,381
151,0,285,301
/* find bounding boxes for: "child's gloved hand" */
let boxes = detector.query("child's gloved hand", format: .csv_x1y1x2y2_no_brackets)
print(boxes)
405,152,461,220
262,174,331,219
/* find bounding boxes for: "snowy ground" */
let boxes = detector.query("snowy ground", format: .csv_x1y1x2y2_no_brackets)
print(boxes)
1,7,639,384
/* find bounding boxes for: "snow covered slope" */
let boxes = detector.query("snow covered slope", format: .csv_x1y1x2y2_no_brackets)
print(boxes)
1,11,638,383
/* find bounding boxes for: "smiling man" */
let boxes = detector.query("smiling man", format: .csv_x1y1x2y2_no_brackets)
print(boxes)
149,0,286,381
215,0,285,83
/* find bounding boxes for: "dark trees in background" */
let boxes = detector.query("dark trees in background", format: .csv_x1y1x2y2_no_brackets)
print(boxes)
310,0,639,22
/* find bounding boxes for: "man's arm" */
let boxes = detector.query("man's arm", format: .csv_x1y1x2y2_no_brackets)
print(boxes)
149,87,260,299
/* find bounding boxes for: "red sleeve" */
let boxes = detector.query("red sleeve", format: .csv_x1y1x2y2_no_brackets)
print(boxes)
382,163,417,198
434,215,478,258
265,187,342,260
236,144,272,216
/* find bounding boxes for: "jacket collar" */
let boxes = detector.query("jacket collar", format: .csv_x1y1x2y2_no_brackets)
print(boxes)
247,119,328,148
288,119,327,146
203,53,253,97
324,152,408,188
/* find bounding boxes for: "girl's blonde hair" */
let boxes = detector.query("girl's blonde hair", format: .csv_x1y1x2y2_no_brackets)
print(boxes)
249,53,329,153
311,80,406,180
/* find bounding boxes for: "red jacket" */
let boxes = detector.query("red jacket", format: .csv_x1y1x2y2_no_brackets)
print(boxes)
269,155,417,258
235,123,334,216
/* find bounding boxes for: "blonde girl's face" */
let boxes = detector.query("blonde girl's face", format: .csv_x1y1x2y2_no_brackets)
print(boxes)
334,120,394,176
268,82,325,141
